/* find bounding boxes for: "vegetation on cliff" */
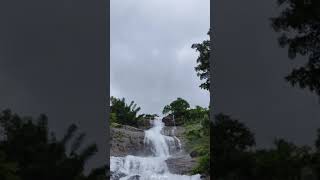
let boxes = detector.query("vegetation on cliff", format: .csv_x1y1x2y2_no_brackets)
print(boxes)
161,97,210,175
110,96,157,129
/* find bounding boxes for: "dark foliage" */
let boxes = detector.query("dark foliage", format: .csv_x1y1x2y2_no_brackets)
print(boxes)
212,113,255,179
0,109,106,180
211,113,320,180
271,0,320,95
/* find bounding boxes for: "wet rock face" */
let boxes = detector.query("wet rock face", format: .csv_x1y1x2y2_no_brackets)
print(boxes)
200,174,210,180
162,126,199,175
162,115,175,126
110,125,152,157
162,126,187,150
110,172,126,180
162,115,184,126
111,123,201,177
165,155,198,175
127,175,140,180
162,126,184,137
137,118,152,130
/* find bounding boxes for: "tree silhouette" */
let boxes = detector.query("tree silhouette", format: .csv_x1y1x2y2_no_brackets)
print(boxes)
212,113,255,179
0,109,106,180
0,150,20,180
271,0,320,95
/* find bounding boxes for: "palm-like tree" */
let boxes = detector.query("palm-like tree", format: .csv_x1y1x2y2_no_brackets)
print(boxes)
0,109,105,180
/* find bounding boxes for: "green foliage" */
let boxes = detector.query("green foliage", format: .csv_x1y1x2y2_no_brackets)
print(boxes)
187,106,208,120
162,97,190,118
110,122,122,128
0,109,106,180
271,0,320,95
161,98,211,175
110,96,144,127
183,107,210,175
191,30,211,91
192,155,210,175
185,126,210,175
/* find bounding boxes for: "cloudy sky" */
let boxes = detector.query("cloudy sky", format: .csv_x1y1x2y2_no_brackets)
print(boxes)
214,0,320,147
111,0,210,115
0,0,107,170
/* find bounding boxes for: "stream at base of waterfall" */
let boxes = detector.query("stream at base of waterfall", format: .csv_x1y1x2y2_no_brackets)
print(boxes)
110,118,201,180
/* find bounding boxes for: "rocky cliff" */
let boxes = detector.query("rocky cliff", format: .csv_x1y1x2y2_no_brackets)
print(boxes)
110,124,152,157
110,123,201,176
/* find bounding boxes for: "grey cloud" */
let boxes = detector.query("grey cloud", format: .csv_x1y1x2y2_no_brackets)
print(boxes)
111,0,210,115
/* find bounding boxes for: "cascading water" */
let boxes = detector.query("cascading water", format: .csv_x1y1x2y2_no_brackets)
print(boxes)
110,118,201,180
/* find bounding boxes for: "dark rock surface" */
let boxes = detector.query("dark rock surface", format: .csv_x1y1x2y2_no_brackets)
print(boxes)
162,115,185,126
190,151,199,158
162,115,174,126
162,126,188,151
110,172,126,180
127,175,140,180
165,155,198,175
137,118,152,130
200,174,210,180
110,125,152,157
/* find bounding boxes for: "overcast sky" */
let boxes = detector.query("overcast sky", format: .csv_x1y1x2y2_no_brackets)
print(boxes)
111,0,210,115
214,0,320,148
0,0,106,171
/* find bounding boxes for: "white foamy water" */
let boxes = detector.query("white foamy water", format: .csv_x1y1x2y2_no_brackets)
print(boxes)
110,118,201,180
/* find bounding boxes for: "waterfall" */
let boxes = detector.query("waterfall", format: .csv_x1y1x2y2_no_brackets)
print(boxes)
110,118,201,180
171,115,182,151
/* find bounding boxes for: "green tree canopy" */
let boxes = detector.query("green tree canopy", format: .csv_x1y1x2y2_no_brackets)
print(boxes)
162,97,190,118
192,30,211,91
110,96,144,126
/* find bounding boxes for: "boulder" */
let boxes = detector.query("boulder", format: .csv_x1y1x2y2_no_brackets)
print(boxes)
110,125,152,157
127,175,140,180
110,172,126,180
162,126,187,151
162,115,185,126
190,151,199,158
200,174,210,180
137,118,152,130
162,115,174,126
165,155,198,175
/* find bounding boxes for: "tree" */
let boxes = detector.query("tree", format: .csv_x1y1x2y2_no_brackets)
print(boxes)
212,113,255,179
0,109,105,180
162,97,190,118
192,30,211,91
110,96,144,127
0,150,19,180
271,0,320,95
